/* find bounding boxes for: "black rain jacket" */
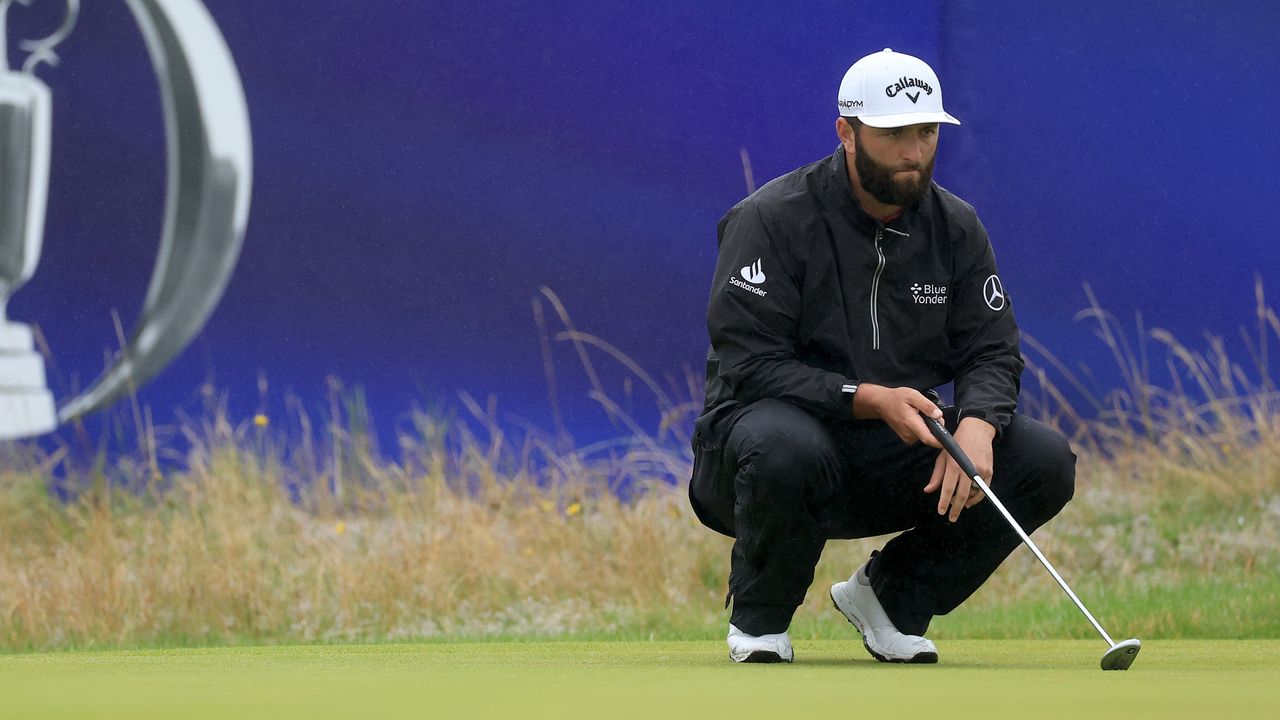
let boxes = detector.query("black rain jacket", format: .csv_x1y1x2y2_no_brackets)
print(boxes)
690,146,1023,535
691,144,1018,532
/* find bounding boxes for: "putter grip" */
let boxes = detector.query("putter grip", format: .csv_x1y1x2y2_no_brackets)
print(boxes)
920,413,981,480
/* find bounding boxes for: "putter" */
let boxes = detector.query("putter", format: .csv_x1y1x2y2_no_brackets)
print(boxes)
920,413,1142,671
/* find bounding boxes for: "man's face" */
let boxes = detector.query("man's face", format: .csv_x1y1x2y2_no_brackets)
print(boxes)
849,122,939,207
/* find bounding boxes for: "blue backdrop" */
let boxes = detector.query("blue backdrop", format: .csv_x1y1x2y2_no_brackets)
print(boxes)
9,0,1279,452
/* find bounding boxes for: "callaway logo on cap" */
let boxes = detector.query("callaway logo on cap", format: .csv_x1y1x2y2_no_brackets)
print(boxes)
837,48,961,128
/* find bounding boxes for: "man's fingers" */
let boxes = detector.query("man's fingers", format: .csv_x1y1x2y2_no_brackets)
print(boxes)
965,487,985,508
936,459,974,522
904,390,944,419
924,452,947,493
903,392,943,448
881,388,943,449
908,414,943,449
894,414,940,448
909,400,944,446
937,462,961,516
948,474,971,521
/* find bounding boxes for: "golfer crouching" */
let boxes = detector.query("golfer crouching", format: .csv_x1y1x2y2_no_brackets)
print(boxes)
688,49,1075,664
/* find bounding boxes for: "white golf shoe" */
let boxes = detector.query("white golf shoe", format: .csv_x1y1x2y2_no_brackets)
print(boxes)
830,559,939,664
727,623,794,663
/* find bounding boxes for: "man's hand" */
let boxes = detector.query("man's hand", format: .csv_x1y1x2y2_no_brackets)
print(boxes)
924,417,995,522
851,384,943,449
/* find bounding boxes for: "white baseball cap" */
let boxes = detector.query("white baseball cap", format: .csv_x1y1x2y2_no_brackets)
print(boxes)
837,48,960,128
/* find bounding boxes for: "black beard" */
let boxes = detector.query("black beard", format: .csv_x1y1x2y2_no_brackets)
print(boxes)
853,131,935,207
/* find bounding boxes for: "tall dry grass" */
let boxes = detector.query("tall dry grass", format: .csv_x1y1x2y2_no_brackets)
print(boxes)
1019,280,1280,528
0,286,1278,651
0,403,725,650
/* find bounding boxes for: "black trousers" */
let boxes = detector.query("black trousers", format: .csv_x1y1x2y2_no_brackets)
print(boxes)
688,399,1076,636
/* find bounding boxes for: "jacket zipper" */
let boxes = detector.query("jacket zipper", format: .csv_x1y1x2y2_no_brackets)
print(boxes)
870,228,885,350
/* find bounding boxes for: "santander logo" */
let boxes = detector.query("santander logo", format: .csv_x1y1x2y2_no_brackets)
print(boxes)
729,258,768,297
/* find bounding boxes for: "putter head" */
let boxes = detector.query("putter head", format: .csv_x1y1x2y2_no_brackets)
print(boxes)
1100,638,1141,670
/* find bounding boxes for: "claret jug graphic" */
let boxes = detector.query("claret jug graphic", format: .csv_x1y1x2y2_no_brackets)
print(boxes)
0,0,252,440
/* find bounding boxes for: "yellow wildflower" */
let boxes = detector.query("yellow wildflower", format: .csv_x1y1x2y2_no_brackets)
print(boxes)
253,414,269,427
566,502,582,517
335,521,346,535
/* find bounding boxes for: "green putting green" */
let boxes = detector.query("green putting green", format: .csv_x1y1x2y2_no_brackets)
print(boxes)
1,640,1277,719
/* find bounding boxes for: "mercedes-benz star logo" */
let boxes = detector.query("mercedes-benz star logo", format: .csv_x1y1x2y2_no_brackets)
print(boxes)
983,275,1006,312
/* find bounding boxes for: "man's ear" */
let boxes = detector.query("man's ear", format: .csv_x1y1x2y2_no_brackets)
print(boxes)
836,117,857,153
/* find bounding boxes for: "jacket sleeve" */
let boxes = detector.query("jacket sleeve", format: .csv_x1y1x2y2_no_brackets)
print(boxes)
706,202,858,420
947,216,1023,436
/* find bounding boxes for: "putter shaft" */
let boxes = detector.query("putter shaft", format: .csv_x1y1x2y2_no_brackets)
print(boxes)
921,414,1117,647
